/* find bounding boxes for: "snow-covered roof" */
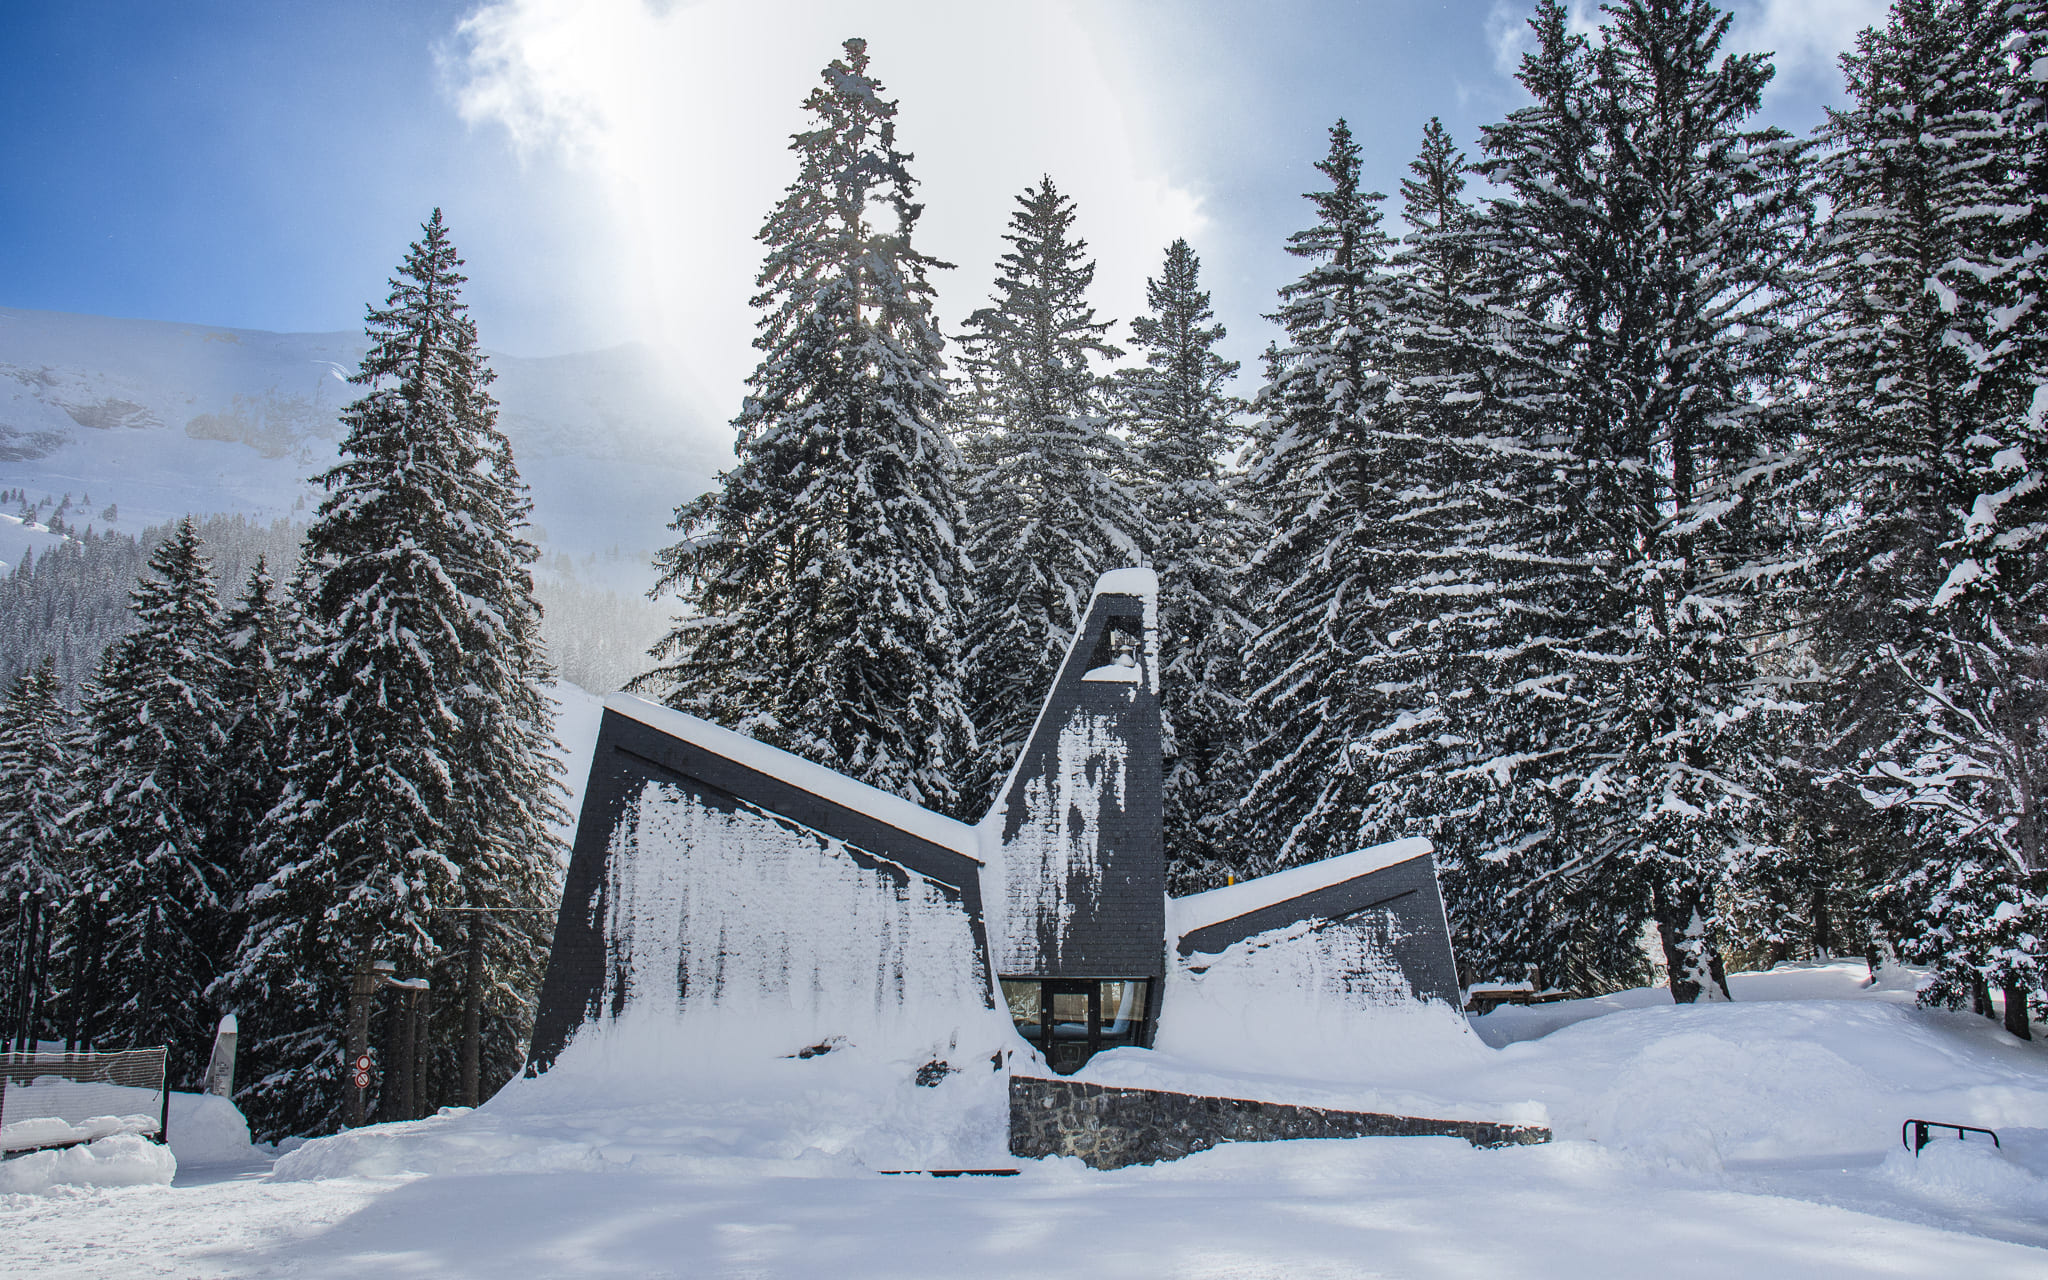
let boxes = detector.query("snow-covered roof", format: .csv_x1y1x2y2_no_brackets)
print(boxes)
1165,837,1433,938
602,694,981,863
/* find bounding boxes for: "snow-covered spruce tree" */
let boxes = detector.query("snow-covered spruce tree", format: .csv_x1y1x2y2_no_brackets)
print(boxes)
204,558,292,960
0,659,82,1049
637,39,972,816
1801,0,2037,1023
957,176,1144,813
223,210,563,1138
1110,238,1249,891
1475,0,1811,1001
80,518,229,1077
1382,115,1604,987
1235,119,1412,879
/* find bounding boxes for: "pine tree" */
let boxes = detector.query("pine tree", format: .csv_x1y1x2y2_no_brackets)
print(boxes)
1383,116,1597,987
0,660,82,1050
957,176,1144,812
81,518,229,1077
638,39,973,816
224,210,563,1138
208,552,288,892
1803,0,2040,1027
205,559,292,979
1111,238,1247,890
1474,0,1811,1001
1236,119,1409,876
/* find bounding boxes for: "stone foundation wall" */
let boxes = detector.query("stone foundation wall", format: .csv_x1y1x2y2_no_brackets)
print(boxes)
1009,1076,1550,1171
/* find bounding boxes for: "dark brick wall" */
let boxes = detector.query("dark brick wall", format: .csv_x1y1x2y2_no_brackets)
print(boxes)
1175,853,1462,1006
526,706,993,1074
1009,1076,1550,1170
994,588,1165,983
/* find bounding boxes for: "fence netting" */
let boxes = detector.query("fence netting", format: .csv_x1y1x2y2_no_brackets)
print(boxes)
1,1048,168,1152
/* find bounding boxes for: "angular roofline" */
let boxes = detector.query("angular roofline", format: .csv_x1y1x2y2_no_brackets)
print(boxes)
975,567,1159,836
601,693,981,864
1164,836,1434,939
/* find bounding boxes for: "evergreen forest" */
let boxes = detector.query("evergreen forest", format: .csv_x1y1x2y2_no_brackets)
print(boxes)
4,0,2046,1141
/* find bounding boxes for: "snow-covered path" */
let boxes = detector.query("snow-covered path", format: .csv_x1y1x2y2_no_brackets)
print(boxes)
6,963,2046,1277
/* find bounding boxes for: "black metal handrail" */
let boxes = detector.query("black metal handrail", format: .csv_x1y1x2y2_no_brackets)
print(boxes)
1902,1118,2000,1154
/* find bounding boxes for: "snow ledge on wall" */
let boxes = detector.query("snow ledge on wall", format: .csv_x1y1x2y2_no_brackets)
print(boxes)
601,694,981,862
1166,837,1435,941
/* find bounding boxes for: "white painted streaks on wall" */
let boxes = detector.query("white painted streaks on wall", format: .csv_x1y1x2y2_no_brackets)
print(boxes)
601,780,991,1061
1000,711,1128,971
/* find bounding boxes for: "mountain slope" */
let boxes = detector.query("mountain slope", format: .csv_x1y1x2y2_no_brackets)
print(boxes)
0,306,726,591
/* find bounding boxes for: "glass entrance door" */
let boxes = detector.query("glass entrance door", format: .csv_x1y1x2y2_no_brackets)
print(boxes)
999,977,1151,1074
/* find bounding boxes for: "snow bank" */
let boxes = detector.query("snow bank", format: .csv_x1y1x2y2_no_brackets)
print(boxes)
0,1079,160,1151
0,1132,174,1195
273,1019,1011,1182
165,1092,258,1167
275,776,1017,1186
1,1112,158,1153
1875,1139,2048,1218
1489,993,2048,1170
1153,912,1483,1082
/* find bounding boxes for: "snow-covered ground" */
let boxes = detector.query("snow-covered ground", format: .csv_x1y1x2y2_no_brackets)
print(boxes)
4,960,2045,1276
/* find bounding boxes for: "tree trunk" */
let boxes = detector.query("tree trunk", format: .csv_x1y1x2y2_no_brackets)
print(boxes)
26,901,51,1049
1652,880,1732,1003
1971,972,1995,1019
461,919,483,1108
1811,886,1834,960
2003,980,2034,1041
68,896,101,1052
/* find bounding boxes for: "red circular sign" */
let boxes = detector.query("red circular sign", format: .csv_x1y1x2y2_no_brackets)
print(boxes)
352,1071,371,1089
354,1055,372,1073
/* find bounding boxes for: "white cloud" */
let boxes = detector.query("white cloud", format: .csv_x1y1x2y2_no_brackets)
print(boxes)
1724,0,1888,86
1485,0,1602,80
450,0,1203,431
1483,0,1880,94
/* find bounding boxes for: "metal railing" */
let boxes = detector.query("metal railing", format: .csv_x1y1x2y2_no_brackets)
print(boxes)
1901,1118,2000,1155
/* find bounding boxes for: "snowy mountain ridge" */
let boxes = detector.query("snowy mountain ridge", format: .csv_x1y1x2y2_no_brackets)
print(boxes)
0,305,728,590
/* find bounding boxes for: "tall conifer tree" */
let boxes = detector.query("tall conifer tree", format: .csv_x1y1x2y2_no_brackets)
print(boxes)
0,660,81,1050
1237,119,1408,875
1475,0,1810,1000
1113,239,1248,890
206,558,291,951
224,211,562,1138
83,518,228,1077
1385,117,1591,985
1843,0,2048,1032
639,38,972,815
958,176,1144,812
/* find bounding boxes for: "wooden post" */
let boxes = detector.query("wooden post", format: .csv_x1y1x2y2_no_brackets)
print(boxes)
396,987,417,1122
461,918,483,1108
345,961,382,1128
414,984,433,1117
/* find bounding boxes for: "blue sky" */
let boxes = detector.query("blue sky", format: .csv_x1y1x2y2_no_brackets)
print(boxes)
2,0,1885,425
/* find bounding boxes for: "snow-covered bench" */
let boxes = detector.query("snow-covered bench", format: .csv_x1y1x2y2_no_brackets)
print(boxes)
0,1049,169,1154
